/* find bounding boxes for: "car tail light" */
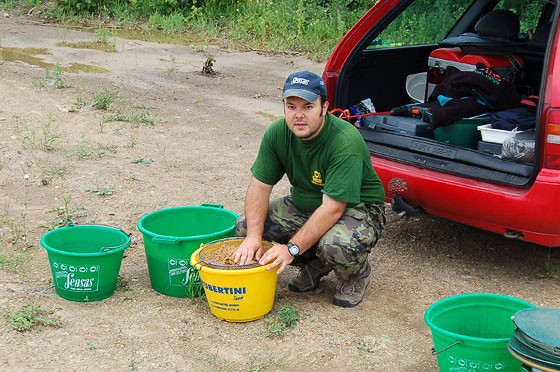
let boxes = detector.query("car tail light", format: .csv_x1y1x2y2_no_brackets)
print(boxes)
545,108,560,169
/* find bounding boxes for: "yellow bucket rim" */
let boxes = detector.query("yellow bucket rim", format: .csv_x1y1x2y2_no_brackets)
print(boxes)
190,246,278,275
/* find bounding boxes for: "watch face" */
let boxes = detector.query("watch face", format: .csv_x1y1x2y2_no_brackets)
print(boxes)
288,244,299,256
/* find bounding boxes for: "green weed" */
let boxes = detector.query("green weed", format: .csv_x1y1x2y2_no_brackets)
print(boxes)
21,115,61,152
125,135,138,149
41,63,66,89
70,94,89,112
9,303,62,332
96,27,109,43
264,321,287,337
264,305,300,337
85,185,116,196
128,106,154,127
40,116,61,151
74,138,118,159
41,167,67,186
128,360,138,371
124,172,142,181
116,275,130,291
536,247,558,279
276,305,300,328
92,88,118,110
0,251,32,271
44,194,87,230
131,157,154,165
357,339,374,353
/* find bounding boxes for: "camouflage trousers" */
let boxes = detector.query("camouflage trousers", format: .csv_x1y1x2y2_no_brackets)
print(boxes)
235,196,386,279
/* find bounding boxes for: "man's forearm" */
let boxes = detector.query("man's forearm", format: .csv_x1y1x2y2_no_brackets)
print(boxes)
290,196,346,253
244,177,273,239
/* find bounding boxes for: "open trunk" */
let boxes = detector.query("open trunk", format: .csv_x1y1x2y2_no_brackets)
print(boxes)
333,0,555,188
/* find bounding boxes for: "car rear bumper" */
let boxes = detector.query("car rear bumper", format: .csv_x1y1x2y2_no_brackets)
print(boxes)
372,155,560,247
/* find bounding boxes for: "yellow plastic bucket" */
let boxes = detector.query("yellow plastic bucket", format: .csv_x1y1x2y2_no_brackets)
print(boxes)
190,238,278,322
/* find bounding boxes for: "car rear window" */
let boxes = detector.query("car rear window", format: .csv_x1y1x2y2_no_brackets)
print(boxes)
369,0,473,48
369,0,547,49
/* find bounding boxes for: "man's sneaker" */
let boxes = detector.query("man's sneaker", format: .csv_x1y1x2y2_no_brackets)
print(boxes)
288,260,332,292
333,264,371,308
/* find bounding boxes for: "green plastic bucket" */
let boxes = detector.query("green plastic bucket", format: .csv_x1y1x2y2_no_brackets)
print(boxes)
41,223,131,302
433,116,490,149
425,293,535,372
137,204,238,298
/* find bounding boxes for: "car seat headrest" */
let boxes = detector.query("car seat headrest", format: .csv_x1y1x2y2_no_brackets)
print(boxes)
475,9,520,40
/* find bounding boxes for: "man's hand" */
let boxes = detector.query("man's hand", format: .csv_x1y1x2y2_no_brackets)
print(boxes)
258,244,294,275
233,236,263,265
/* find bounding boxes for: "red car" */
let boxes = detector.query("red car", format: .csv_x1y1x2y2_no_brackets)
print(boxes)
324,0,560,247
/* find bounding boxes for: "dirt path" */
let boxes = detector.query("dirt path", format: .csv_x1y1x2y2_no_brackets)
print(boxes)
1,17,559,372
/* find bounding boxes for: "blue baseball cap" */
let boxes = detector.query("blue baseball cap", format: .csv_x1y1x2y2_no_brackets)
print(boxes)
282,70,327,103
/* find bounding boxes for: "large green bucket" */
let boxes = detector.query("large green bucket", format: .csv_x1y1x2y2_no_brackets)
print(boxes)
137,204,238,298
41,223,131,302
425,293,535,372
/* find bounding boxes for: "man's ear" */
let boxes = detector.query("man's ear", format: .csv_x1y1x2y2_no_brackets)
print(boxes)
323,100,329,115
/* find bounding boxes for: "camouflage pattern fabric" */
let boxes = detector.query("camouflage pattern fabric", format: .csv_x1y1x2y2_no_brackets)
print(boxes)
235,196,386,280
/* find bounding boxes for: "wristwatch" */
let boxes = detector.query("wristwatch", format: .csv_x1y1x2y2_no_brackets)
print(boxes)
287,242,300,257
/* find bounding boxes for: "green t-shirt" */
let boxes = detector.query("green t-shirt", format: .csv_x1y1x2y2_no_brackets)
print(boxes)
251,113,385,212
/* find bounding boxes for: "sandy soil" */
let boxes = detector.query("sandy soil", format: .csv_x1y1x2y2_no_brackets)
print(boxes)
1,16,559,372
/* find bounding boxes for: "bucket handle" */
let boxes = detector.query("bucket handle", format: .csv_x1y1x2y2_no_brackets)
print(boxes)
200,203,224,209
61,222,132,252
152,236,181,245
100,233,132,252
191,260,206,271
431,340,462,355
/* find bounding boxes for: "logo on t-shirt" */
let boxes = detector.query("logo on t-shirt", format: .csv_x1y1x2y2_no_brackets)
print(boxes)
311,170,324,186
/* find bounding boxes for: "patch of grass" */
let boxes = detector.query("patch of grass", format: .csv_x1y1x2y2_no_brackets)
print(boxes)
128,360,138,371
69,94,89,112
125,135,138,149
127,106,154,127
74,138,95,159
0,192,30,246
9,303,62,332
40,116,61,151
116,275,130,291
85,185,116,196
21,115,61,152
264,305,300,337
131,157,154,165
124,172,142,181
276,305,300,327
357,339,374,353
148,12,185,34
44,194,87,230
74,138,118,159
92,88,118,110
536,247,558,279
40,62,67,89
0,250,32,271
40,166,68,186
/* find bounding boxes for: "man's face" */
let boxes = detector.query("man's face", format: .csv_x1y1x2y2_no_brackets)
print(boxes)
283,96,329,140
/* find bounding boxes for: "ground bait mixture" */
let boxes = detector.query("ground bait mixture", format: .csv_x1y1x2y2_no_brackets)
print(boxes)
199,239,274,268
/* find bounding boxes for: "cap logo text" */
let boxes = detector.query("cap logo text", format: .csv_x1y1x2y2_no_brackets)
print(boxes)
291,77,310,85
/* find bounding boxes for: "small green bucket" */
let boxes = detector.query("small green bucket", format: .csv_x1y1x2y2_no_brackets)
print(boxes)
425,293,535,372
137,204,238,298
433,116,490,149
41,223,131,302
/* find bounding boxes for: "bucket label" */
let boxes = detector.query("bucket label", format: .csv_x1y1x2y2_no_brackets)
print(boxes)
52,261,99,292
445,356,507,371
202,282,247,313
167,258,200,287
